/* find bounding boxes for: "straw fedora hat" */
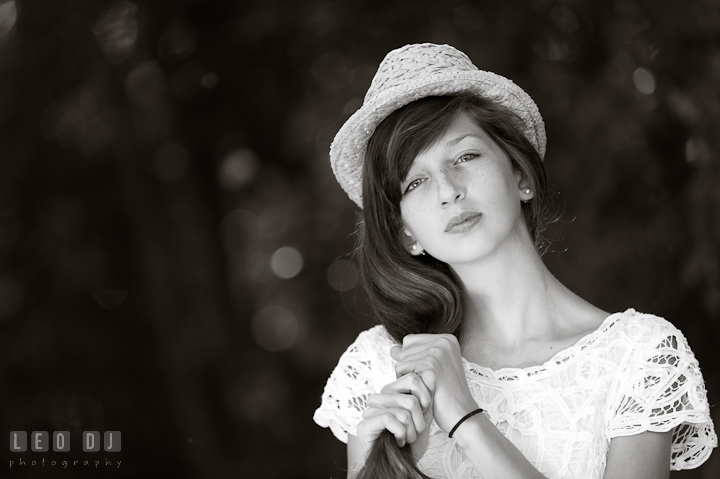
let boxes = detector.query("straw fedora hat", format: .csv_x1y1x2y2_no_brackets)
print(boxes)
329,43,546,208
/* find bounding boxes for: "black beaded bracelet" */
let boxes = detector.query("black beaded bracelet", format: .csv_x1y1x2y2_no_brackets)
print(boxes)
448,408,484,438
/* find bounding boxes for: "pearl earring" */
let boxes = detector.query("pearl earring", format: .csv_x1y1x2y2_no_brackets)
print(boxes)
522,188,532,204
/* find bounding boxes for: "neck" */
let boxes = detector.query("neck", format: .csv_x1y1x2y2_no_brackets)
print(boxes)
450,229,565,350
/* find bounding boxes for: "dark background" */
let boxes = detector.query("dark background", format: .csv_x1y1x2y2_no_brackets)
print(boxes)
1,0,718,478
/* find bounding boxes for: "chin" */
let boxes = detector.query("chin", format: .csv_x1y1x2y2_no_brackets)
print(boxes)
437,229,520,264
431,244,495,266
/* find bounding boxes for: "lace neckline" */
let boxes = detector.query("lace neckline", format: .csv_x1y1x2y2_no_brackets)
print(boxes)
461,308,636,381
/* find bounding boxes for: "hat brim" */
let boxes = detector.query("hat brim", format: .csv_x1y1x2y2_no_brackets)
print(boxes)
330,69,546,208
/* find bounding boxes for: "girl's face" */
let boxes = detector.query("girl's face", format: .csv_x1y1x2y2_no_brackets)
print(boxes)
399,112,532,266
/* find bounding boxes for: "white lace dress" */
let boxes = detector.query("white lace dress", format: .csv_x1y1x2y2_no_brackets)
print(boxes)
313,309,717,478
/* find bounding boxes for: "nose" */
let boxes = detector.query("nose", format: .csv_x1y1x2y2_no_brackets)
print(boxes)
436,169,465,206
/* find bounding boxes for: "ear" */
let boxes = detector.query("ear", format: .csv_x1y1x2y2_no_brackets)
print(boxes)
409,241,425,256
516,172,534,203
400,227,425,256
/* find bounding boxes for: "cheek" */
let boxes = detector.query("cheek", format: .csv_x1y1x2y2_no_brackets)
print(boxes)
487,162,519,202
400,204,420,232
400,200,430,240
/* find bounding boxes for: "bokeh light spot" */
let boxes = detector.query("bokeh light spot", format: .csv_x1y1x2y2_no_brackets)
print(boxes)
247,251,272,282
56,109,87,147
201,72,218,89
633,67,656,95
159,17,196,59
270,247,303,279
327,259,358,292
238,386,275,423
217,148,258,190
154,142,190,182
93,288,128,310
532,36,571,62
93,1,138,63
0,0,18,46
251,305,298,352
126,61,166,108
685,137,711,164
551,6,579,33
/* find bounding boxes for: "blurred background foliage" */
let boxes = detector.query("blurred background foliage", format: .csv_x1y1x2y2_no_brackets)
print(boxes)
0,0,718,477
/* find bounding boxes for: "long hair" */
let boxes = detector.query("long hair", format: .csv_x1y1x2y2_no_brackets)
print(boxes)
353,93,549,478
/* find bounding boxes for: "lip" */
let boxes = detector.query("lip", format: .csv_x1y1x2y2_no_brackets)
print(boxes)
445,211,483,233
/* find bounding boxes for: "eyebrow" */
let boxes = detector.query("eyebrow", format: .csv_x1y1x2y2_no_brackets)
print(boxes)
444,133,483,148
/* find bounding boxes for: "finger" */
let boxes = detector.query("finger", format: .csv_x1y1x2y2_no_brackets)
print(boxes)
401,333,457,350
395,355,439,377
395,347,441,364
369,390,426,433
383,413,413,447
380,373,432,411
390,345,402,360
357,412,409,447
396,336,457,360
392,363,438,397
401,334,438,350
361,408,417,446
395,343,441,364
420,369,437,393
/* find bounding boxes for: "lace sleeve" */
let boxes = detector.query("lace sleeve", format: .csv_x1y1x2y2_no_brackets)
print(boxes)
313,325,397,443
607,315,717,470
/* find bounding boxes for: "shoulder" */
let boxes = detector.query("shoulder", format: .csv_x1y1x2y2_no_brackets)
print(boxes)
313,325,399,442
603,309,707,400
604,310,717,469
354,324,398,347
343,324,398,360
334,324,399,387
585,309,690,368
604,308,683,345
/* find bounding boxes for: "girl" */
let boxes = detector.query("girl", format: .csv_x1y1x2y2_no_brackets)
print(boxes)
314,43,716,479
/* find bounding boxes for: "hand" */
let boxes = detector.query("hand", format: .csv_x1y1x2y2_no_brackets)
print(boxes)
391,334,478,433
355,372,434,459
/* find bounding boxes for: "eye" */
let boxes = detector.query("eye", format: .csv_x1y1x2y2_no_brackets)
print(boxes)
455,152,479,164
403,177,425,194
